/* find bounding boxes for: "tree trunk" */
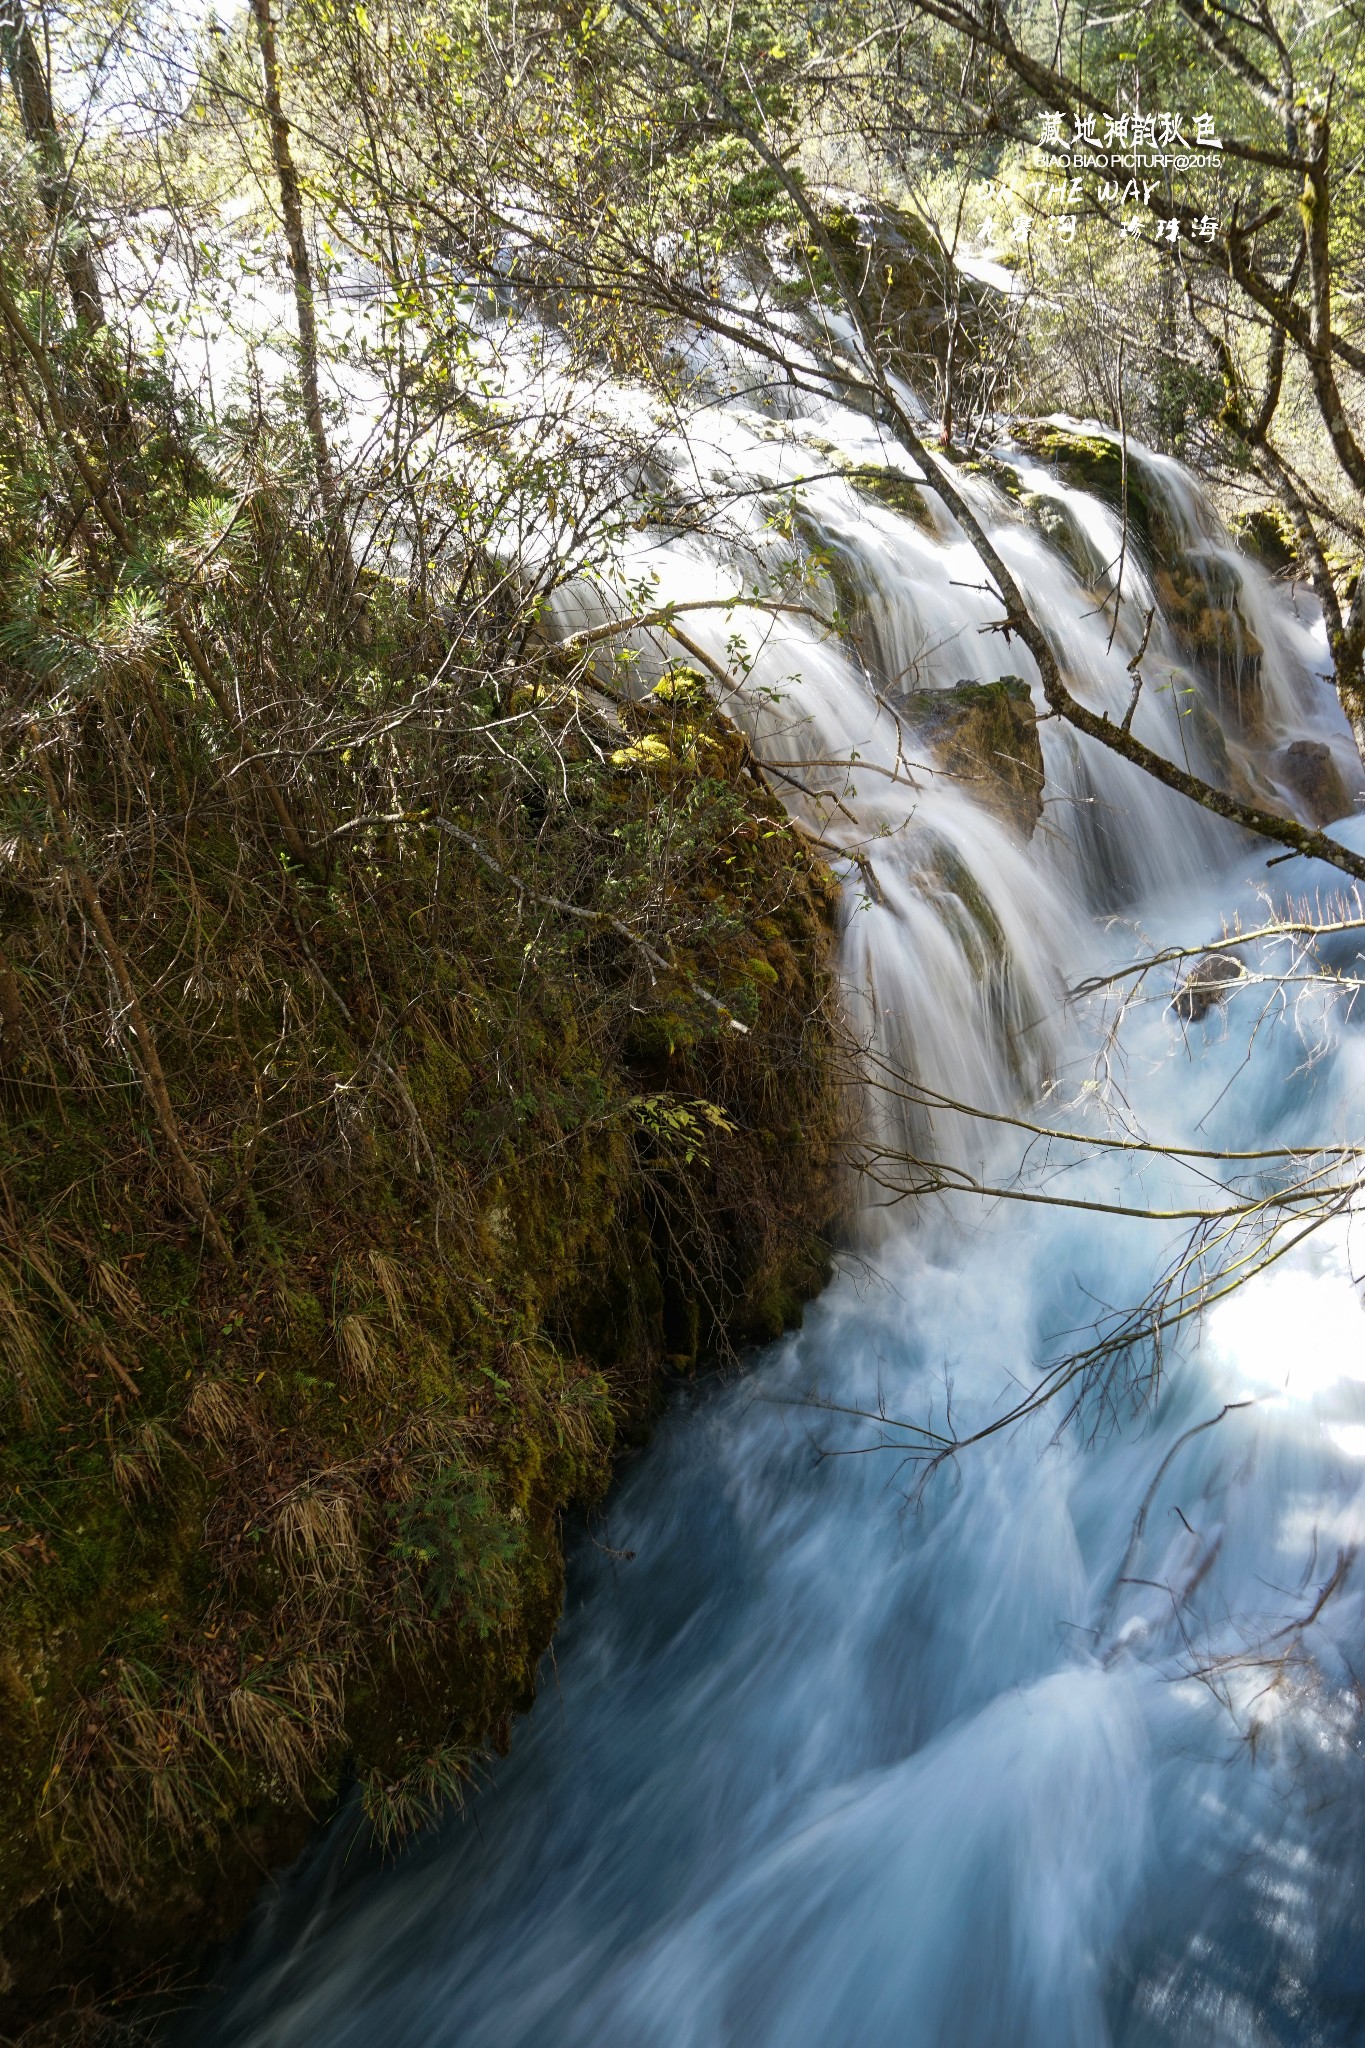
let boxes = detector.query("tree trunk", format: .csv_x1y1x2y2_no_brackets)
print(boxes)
1,0,105,326
248,0,341,518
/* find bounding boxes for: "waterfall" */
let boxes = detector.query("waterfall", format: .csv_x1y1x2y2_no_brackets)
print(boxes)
187,379,1365,2046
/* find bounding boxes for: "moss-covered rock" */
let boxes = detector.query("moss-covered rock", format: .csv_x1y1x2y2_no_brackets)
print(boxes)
847,465,938,529
1009,420,1182,561
1011,420,1280,740
1154,557,1269,740
945,448,1026,499
777,193,996,382
897,677,1045,839
1229,503,1300,576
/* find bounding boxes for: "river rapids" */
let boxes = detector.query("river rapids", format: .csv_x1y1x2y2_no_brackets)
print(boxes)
188,360,1365,2046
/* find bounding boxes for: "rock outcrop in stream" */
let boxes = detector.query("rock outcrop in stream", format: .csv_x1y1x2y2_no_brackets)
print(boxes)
1273,739,1359,824
897,679,1046,840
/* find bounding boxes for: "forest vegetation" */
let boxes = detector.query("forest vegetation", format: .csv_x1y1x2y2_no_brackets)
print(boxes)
0,0,1362,2033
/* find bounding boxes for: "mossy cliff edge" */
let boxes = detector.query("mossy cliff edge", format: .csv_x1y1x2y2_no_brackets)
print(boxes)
0,462,843,2031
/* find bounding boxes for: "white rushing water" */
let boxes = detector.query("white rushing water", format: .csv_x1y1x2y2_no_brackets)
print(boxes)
188,376,1365,2046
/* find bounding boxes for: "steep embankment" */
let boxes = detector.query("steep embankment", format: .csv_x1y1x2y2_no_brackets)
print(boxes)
0,616,842,2034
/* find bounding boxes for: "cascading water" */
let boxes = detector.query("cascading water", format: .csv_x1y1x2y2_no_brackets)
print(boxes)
187,377,1365,2046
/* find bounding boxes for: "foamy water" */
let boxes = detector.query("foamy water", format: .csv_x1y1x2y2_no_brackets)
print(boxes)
187,382,1365,2047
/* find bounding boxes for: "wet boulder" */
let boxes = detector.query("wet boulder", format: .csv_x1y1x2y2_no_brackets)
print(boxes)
1173,951,1246,1022
1153,554,1266,737
1273,739,1359,826
1019,492,1110,589
898,676,1045,839
1181,693,1273,810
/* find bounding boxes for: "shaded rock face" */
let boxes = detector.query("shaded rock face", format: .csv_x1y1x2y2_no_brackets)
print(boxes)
1274,739,1360,826
0,678,845,2036
1179,694,1276,812
899,677,1045,839
1020,492,1110,589
1173,951,1246,1022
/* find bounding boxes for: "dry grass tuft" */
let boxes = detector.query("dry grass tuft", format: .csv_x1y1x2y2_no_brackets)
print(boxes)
0,1537,37,1591
88,1336,140,1399
110,1422,171,1505
334,1310,380,1386
0,1266,54,1423
45,1664,220,1898
223,1678,321,1805
279,1650,346,1732
90,1258,144,1326
359,1742,477,1853
367,1249,409,1331
182,1373,248,1451
269,1481,363,1605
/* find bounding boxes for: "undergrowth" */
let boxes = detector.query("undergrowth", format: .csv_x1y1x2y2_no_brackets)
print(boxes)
0,270,843,2035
